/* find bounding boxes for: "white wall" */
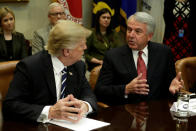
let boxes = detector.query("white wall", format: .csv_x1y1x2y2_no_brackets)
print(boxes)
0,0,93,40
82,0,93,29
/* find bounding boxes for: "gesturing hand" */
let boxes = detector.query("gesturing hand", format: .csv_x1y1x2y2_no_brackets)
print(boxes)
169,72,184,95
125,74,149,95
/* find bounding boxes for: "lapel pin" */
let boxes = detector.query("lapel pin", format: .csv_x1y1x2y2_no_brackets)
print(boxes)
69,72,73,76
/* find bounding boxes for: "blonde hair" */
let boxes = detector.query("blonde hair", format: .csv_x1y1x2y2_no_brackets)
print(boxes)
45,20,91,56
0,7,15,33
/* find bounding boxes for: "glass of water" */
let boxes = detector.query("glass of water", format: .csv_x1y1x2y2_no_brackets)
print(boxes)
176,117,188,131
175,92,190,118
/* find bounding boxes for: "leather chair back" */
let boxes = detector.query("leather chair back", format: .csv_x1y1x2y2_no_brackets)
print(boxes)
89,65,109,108
175,57,196,91
0,93,2,131
0,61,18,100
89,65,102,90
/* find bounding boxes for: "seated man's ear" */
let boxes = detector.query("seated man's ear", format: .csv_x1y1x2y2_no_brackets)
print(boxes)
63,48,70,57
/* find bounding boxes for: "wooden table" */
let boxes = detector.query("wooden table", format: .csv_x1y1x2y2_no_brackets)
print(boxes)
2,99,196,131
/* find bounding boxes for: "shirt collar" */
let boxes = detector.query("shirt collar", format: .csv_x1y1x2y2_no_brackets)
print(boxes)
142,45,148,57
51,55,67,74
132,45,148,57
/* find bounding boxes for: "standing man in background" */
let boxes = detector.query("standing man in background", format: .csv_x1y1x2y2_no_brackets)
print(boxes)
32,2,66,54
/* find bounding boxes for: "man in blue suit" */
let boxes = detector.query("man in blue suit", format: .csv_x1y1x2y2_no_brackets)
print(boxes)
3,20,97,123
95,12,183,105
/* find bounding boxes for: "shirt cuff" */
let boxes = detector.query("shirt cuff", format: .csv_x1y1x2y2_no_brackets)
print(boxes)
83,101,93,114
124,94,128,99
37,106,51,123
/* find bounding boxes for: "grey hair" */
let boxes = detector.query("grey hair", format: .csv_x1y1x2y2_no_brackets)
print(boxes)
128,12,155,34
48,2,64,14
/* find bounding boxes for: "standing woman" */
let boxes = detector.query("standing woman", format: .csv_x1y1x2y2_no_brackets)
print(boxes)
0,7,28,62
84,8,124,71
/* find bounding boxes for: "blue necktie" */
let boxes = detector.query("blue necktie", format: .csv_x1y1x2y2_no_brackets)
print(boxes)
60,68,67,99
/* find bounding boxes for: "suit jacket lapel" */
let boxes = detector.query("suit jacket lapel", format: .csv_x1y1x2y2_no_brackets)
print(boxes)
12,34,17,57
65,65,76,96
41,51,57,99
121,45,137,76
147,42,156,82
0,34,7,55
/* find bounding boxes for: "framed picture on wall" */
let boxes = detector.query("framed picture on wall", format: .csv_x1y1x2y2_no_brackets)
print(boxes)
0,0,29,2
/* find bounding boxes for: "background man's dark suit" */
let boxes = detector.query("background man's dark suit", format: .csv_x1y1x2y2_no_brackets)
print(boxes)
0,32,28,61
95,42,175,105
3,51,97,121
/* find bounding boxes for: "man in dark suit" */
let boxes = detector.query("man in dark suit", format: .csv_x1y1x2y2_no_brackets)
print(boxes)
3,20,97,123
95,12,183,106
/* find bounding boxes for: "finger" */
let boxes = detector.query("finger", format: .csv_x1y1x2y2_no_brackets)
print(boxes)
63,111,81,118
137,79,147,84
137,86,149,92
136,73,143,80
170,89,176,95
76,109,86,119
69,94,74,99
175,82,183,91
181,79,184,86
176,72,182,81
133,85,149,95
174,88,179,94
62,95,72,102
70,95,79,102
62,115,81,123
136,83,149,88
65,101,82,108
136,91,149,95
135,89,149,95
63,106,81,114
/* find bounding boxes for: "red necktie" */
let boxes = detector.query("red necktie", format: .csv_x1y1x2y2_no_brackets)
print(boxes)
137,51,147,79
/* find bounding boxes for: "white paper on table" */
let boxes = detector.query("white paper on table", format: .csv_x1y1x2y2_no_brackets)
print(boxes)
47,117,110,131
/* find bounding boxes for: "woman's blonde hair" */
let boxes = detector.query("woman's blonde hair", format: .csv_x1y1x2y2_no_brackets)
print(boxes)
0,7,15,33
45,20,91,56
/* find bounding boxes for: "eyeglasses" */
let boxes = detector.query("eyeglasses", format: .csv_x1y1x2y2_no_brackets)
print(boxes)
49,12,65,16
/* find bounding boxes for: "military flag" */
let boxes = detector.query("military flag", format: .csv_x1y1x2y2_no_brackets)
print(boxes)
54,0,83,24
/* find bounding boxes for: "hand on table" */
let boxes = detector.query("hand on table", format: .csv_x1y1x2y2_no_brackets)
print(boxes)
48,94,88,123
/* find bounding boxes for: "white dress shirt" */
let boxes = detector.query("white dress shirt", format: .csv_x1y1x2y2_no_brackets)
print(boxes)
125,45,148,99
132,46,148,69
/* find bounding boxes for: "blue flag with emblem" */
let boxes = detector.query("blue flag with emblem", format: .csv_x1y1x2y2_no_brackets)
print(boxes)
92,0,136,34
119,0,137,32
